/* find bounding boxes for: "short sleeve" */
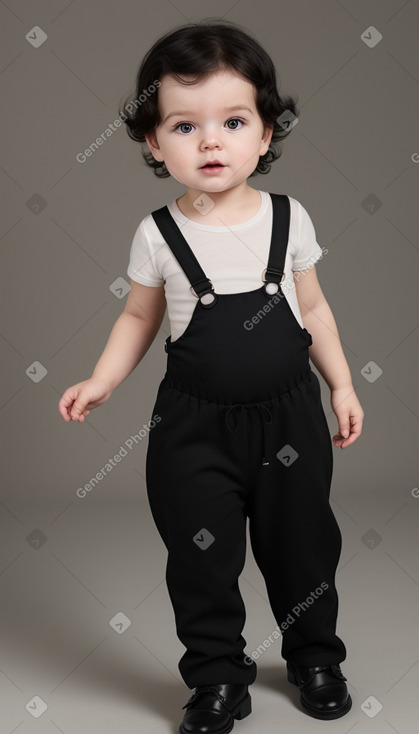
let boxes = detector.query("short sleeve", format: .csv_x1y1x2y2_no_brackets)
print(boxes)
127,218,165,287
291,201,324,271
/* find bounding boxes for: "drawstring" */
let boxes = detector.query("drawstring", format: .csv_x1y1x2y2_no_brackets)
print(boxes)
225,402,273,466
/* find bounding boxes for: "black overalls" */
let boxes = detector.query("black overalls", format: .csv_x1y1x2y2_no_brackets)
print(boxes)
145,193,347,689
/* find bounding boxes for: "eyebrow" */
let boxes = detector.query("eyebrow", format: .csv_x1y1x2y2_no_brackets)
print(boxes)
162,105,254,124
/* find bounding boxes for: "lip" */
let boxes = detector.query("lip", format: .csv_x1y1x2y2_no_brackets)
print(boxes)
199,164,226,175
200,160,225,168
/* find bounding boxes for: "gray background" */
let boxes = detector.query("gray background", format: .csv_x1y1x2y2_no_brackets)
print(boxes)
1,0,418,732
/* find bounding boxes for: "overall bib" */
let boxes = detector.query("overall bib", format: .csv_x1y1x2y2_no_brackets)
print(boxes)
145,193,347,689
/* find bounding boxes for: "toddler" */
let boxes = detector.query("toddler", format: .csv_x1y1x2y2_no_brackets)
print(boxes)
59,19,364,734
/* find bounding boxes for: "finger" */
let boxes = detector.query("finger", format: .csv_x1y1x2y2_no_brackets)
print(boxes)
339,429,360,448
338,412,354,439
333,430,355,448
71,401,87,420
58,398,73,421
333,437,349,448
59,391,80,421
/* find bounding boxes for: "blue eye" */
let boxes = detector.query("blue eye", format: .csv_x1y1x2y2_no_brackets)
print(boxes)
175,122,194,134
173,118,245,134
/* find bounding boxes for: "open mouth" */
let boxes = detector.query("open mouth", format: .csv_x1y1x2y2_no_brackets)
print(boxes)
200,162,226,172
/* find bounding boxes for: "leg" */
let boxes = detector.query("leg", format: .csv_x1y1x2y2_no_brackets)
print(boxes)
146,382,258,688
248,371,347,666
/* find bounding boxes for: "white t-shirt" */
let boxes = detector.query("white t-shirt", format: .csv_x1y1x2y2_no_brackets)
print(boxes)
127,190,325,342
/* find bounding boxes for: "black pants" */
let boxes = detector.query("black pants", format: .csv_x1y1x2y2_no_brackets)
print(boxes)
146,369,347,688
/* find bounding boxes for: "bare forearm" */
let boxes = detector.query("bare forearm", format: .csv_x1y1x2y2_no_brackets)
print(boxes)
302,300,353,391
91,312,157,391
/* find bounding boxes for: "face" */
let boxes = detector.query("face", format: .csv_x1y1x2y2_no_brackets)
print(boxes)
145,69,273,194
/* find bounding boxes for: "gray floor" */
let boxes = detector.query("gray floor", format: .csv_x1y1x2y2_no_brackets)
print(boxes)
1,484,418,734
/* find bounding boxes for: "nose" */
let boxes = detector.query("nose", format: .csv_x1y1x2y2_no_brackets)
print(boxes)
200,140,222,152
199,124,223,149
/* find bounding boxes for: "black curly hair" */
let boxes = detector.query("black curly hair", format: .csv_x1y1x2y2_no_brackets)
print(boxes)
119,18,299,178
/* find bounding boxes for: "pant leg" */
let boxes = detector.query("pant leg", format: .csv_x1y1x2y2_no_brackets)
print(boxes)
145,381,258,688
247,371,347,667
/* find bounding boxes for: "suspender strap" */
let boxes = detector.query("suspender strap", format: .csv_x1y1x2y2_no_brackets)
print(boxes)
150,193,290,300
263,193,290,287
151,205,215,303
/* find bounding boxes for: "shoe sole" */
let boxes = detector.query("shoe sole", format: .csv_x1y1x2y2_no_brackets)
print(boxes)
287,668,353,720
178,692,252,734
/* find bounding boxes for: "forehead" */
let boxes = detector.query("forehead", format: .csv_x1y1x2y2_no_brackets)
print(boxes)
158,70,256,111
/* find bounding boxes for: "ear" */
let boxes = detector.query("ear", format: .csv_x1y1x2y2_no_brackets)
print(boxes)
145,130,164,162
261,124,274,155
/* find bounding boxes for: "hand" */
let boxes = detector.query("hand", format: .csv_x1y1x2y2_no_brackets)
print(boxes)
330,386,364,449
58,378,113,423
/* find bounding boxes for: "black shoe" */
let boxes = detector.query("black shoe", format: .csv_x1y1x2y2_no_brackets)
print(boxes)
179,683,252,734
286,662,352,720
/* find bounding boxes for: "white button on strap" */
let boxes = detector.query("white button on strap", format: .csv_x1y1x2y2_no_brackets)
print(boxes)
265,282,279,295
201,292,215,305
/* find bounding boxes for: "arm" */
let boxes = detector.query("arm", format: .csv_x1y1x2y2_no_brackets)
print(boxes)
293,266,350,391
293,266,364,448
91,280,167,391
58,280,167,422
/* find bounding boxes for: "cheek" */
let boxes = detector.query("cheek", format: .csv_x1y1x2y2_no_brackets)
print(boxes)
166,155,189,178
233,141,260,167
232,129,260,153
162,146,190,177
166,138,193,162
